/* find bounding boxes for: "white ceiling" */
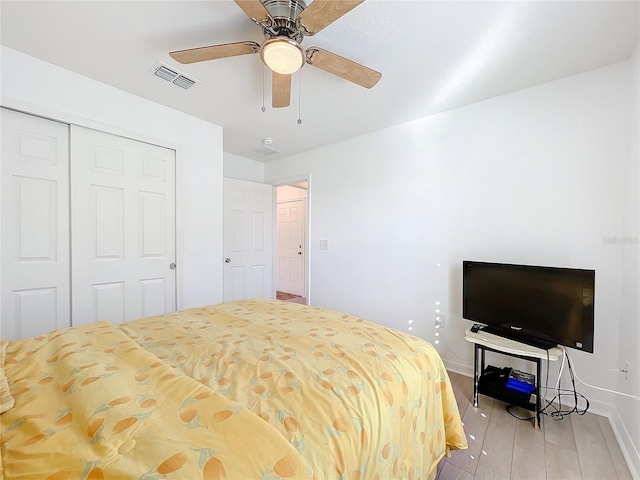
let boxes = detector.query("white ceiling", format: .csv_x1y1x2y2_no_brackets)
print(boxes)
1,1,638,162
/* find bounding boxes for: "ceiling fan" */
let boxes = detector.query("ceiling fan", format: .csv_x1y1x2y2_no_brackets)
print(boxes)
169,0,382,108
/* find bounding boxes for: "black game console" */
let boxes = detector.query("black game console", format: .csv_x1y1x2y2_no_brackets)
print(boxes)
478,365,535,409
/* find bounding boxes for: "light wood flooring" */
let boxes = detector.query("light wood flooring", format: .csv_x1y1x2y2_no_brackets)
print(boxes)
437,371,633,480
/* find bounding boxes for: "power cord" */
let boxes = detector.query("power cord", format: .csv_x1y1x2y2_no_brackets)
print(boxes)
505,405,535,421
509,346,639,422
435,327,473,362
508,349,590,421
534,348,590,420
541,351,590,419
563,347,640,401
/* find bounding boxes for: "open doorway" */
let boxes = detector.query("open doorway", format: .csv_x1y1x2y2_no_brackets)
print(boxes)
275,181,308,305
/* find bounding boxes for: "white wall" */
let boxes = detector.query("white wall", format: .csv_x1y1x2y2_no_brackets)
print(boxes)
223,152,264,183
1,46,225,309
615,38,640,477
265,60,637,469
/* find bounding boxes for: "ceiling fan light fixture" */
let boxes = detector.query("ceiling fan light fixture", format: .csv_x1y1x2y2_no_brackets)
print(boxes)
261,38,304,75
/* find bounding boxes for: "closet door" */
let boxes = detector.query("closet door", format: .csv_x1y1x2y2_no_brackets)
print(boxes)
1,108,71,340
70,126,176,325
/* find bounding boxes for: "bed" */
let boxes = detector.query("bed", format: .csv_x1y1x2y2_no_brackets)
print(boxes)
1,299,467,479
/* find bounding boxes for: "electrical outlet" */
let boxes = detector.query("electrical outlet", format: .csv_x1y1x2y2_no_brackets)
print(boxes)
624,361,630,382
435,313,445,329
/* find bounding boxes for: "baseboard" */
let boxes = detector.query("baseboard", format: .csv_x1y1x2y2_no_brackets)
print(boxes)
443,358,473,378
608,408,640,479
584,397,614,419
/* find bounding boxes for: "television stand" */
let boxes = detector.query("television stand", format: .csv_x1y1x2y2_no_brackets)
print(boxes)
464,326,563,430
478,325,557,350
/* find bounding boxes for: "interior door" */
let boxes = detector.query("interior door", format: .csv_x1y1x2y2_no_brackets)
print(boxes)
70,126,176,325
1,109,70,340
223,178,273,301
276,199,305,296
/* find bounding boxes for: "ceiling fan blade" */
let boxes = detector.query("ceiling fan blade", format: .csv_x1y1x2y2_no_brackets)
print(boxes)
170,41,260,64
306,47,381,89
298,0,365,34
272,72,291,108
234,0,270,22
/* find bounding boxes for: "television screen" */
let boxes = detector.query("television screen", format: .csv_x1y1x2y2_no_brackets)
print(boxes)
462,261,595,353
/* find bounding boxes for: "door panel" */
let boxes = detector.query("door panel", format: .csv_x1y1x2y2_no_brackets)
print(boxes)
13,287,58,339
223,178,273,301
140,192,166,257
92,282,125,323
141,278,167,317
13,176,58,261
1,108,70,340
71,126,176,325
92,185,124,259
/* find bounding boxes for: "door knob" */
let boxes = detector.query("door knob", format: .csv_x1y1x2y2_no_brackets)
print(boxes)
225,258,231,263
297,252,302,255
169,263,176,269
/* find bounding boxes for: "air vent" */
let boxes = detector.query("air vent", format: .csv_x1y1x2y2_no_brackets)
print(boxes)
172,75,196,90
150,62,200,90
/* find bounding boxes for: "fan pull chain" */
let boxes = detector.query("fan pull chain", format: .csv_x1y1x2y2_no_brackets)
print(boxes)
261,66,266,113
297,71,303,125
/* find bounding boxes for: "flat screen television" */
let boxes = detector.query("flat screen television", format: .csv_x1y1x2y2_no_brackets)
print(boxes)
462,261,595,353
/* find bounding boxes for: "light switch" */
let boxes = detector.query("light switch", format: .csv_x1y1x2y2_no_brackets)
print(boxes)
320,239,328,250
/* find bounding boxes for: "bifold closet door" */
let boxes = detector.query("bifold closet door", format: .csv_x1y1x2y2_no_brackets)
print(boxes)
70,126,176,325
1,108,71,340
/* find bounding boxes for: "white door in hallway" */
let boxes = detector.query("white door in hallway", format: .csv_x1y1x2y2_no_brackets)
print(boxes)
223,178,273,301
70,126,176,325
276,200,305,296
1,109,70,340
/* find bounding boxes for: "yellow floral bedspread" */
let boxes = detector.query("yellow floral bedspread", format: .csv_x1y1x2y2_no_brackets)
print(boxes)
120,300,467,480
1,321,308,479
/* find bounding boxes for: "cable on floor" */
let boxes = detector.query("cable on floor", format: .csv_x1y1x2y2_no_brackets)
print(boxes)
539,349,590,420
507,349,589,422
505,405,535,421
